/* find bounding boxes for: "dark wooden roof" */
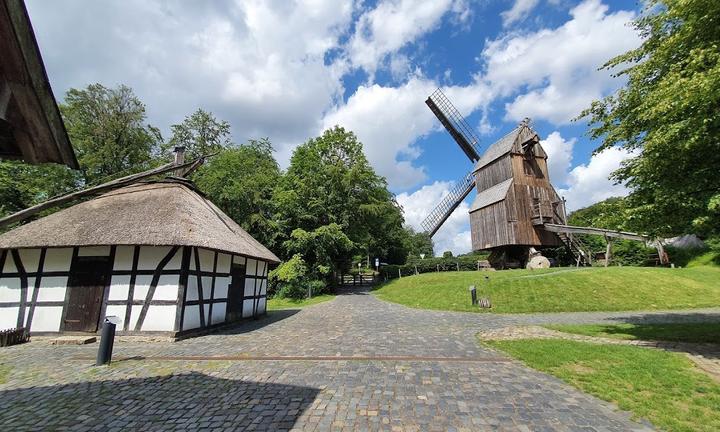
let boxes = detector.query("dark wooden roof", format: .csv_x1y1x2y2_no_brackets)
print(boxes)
0,0,78,169
473,122,543,172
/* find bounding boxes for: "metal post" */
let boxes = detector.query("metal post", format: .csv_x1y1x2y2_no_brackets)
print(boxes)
398,268,401,278
469,285,477,305
414,265,418,275
96,319,116,365
456,262,460,271
605,236,612,267
436,264,439,272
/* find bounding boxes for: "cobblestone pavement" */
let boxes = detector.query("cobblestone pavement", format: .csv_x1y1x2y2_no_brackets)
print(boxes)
3,289,717,431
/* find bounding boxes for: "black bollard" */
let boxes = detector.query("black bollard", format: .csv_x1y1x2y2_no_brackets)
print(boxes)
96,318,116,365
469,285,477,305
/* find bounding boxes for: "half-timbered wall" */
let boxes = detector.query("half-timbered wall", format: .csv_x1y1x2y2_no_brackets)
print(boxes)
0,245,270,335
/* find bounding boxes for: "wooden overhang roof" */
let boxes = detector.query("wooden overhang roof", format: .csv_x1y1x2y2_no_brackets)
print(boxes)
469,178,513,212
0,179,281,263
0,0,78,169
472,122,544,173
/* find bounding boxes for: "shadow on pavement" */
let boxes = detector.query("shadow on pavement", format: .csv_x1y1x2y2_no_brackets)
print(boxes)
216,309,301,335
0,371,319,431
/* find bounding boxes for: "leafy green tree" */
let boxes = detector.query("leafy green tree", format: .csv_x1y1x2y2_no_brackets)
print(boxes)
442,251,453,259
165,108,233,160
192,139,280,248
580,0,720,237
283,224,355,279
61,84,162,183
274,126,407,277
0,161,80,220
404,227,435,260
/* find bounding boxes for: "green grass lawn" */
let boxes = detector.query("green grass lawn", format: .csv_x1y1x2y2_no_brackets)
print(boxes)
545,323,720,343
266,294,335,310
486,339,720,432
373,266,720,313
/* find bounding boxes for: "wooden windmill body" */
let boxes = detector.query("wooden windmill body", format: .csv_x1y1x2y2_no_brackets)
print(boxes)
421,89,669,268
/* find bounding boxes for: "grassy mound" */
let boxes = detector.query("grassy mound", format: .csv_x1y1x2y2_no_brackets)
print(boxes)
487,339,720,432
373,266,720,313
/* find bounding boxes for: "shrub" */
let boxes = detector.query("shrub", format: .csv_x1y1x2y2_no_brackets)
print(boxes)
269,255,330,299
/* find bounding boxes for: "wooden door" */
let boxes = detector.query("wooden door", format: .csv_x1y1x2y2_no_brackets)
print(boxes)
63,256,110,332
226,263,246,322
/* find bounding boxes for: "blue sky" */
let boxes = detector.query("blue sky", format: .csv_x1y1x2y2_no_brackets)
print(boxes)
26,0,644,255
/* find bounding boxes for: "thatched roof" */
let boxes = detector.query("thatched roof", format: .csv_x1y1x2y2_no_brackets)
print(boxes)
473,122,543,172
469,178,513,212
0,180,280,262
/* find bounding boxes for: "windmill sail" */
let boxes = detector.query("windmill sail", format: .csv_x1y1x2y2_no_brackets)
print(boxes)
420,170,475,237
426,89,481,162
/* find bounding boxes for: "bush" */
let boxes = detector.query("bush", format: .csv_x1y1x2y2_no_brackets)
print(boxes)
269,254,330,299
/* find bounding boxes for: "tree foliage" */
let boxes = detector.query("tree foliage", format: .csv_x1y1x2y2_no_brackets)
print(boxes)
165,108,233,160
0,161,80,220
580,0,720,237
192,139,280,249
60,84,162,183
274,126,407,280
404,227,434,259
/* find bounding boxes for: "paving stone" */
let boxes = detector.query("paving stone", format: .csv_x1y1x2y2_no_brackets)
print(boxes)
3,287,713,430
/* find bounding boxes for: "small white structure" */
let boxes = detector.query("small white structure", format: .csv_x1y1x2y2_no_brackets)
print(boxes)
0,179,279,337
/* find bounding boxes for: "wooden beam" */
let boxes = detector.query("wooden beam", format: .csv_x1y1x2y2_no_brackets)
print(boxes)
543,223,648,242
0,160,195,228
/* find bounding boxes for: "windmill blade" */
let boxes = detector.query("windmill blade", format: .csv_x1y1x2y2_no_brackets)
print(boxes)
420,170,476,237
426,89,481,162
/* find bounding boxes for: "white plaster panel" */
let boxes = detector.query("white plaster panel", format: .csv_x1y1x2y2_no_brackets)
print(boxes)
259,279,267,296
44,248,73,272
138,246,181,271
257,297,266,314
182,305,201,330
153,275,179,301
133,275,152,301
242,300,255,318
245,258,257,276
37,277,67,302
30,306,63,332
141,305,176,331
216,253,231,274
186,276,198,301
204,305,210,326
188,248,196,271
26,284,35,304
244,279,256,297
0,278,21,302
0,307,18,330
198,249,215,272
257,261,267,277
211,302,226,324
233,255,246,266
109,275,131,301
78,246,111,257
2,254,17,273
202,277,212,300
103,306,126,328
113,246,135,271
18,249,41,273
129,305,143,330
214,277,229,299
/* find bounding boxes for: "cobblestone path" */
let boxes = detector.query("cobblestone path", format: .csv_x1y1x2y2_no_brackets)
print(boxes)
3,289,717,431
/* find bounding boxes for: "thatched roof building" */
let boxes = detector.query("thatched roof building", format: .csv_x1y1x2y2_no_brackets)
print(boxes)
0,179,278,337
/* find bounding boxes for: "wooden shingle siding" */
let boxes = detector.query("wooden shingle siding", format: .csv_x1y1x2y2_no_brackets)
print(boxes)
475,155,512,191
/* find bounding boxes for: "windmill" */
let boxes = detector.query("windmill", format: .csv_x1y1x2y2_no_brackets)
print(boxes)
421,89,575,267
420,89,671,268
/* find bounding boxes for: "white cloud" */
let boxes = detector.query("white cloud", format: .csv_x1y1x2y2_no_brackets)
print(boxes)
540,131,575,185
501,0,540,27
348,0,467,77
321,77,491,190
396,181,473,256
557,147,636,211
481,0,639,124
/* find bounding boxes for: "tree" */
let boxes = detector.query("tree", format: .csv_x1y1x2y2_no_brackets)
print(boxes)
192,139,280,249
404,227,434,260
580,0,720,237
0,160,80,221
165,108,233,160
274,126,407,278
61,84,162,183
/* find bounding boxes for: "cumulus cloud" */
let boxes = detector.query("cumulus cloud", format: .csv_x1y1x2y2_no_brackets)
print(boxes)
557,147,636,211
396,181,473,256
481,0,639,124
540,131,575,185
348,0,468,77
501,0,541,27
